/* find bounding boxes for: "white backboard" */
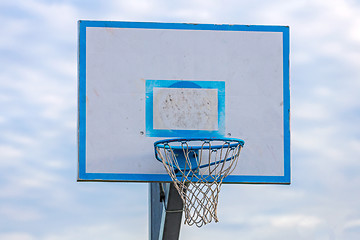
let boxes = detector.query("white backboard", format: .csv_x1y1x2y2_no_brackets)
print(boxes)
78,21,290,184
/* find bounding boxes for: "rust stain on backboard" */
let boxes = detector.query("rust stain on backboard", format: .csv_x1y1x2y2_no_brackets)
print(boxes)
105,27,115,35
93,88,100,97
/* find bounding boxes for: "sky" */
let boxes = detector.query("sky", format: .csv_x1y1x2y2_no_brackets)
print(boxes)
1,0,360,239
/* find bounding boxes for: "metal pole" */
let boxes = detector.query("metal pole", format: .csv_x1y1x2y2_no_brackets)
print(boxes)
149,183,183,240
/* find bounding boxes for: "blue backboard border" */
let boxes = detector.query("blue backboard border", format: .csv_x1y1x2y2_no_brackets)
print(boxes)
77,20,291,184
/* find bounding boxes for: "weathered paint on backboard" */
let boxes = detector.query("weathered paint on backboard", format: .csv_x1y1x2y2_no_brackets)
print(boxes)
78,21,290,184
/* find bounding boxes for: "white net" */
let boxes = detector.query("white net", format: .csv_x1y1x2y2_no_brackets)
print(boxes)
155,139,244,227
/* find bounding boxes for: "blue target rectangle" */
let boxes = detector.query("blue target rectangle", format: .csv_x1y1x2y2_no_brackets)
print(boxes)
146,80,225,137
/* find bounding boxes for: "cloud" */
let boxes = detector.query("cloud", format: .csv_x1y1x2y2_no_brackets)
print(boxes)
0,233,35,240
0,145,24,161
0,204,44,222
42,222,146,240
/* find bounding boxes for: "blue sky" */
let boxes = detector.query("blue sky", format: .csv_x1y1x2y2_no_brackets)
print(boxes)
1,0,360,239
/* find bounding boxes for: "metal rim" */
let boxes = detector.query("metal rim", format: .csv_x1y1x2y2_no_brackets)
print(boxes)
154,137,245,150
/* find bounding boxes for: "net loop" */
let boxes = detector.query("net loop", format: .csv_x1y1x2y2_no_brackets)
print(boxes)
154,138,244,227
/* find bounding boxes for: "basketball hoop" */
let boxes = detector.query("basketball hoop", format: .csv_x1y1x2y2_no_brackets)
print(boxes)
154,138,245,227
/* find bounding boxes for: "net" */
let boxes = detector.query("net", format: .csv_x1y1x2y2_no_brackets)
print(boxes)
154,138,244,227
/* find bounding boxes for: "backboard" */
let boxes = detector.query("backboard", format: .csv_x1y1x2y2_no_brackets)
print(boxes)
78,21,290,184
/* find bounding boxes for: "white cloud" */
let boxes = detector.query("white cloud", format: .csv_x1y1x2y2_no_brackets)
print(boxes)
0,168,64,198
42,222,146,240
343,219,360,232
0,16,29,49
0,205,43,221
0,116,5,124
15,0,78,41
248,0,360,70
2,132,38,146
270,214,322,228
294,102,332,121
0,233,35,240
0,145,23,160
